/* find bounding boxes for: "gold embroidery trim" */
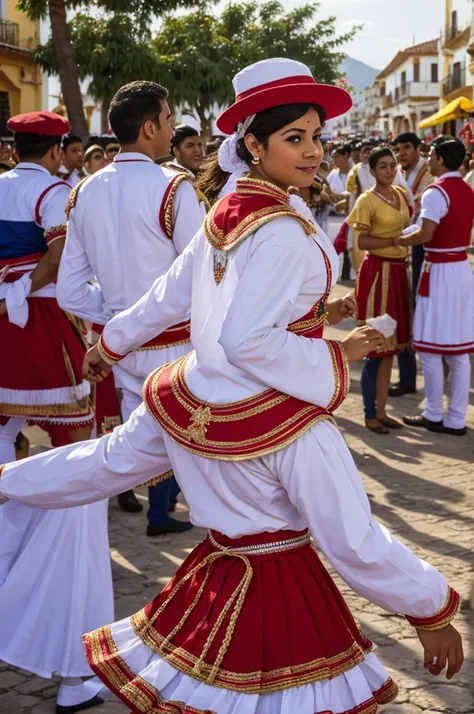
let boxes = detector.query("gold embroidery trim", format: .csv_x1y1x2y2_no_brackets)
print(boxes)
136,337,191,351
131,605,370,693
236,177,290,204
204,203,315,253
142,355,335,460
139,469,173,489
326,340,350,411
163,174,192,239
85,626,216,714
286,311,327,333
374,678,399,704
86,622,391,710
97,335,123,365
171,355,288,421
380,260,390,315
406,587,461,631
66,175,92,219
44,223,67,240
0,400,93,418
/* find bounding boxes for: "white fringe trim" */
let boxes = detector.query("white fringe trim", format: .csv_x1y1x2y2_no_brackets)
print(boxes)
0,381,90,406
28,413,94,425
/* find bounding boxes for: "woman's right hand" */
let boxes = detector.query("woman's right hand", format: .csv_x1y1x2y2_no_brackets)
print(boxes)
341,326,384,362
417,624,464,679
82,344,113,383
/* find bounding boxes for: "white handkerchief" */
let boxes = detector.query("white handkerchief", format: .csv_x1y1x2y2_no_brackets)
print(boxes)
366,313,397,338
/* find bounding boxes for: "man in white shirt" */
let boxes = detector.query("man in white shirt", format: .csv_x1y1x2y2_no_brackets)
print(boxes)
388,132,435,398
57,133,85,187
327,144,351,194
57,81,203,535
399,139,474,435
167,124,204,177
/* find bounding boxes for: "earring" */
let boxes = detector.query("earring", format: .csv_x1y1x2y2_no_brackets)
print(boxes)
251,155,260,165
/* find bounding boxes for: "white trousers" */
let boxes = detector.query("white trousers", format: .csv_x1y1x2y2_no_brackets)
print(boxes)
420,352,471,429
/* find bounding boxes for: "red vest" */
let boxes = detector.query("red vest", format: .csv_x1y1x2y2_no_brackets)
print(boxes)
426,176,474,250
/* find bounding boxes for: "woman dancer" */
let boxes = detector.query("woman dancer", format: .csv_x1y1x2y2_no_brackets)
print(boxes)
0,59,463,714
348,147,412,434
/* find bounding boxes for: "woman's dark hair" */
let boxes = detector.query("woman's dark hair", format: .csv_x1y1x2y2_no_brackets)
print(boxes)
109,81,168,144
369,147,396,171
433,139,466,171
194,154,230,206
236,103,326,166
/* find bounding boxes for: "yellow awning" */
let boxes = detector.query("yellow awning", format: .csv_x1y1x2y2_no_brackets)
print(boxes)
419,96,473,129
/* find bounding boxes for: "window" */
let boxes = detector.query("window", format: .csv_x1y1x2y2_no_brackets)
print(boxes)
431,63,438,83
413,61,420,82
0,92,10,137
453,61,461,85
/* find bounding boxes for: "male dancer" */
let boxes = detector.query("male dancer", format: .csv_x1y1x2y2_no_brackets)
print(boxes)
0,111,112,713
56,81,203,534
164,124,209,214
167,124,204,176
391,131,436,397
399,139,474,435
57,132,85,187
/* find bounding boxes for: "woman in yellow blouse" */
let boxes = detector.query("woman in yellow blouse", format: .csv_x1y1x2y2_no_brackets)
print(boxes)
348,147,412,434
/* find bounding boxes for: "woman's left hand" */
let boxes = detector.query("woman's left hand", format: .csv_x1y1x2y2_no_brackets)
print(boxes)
327,294,357,324
340,293,357,318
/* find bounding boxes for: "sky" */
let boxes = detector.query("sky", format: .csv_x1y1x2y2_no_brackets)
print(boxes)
215,0,472,72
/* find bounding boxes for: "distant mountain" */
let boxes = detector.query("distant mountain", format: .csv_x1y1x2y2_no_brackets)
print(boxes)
341,56,379,107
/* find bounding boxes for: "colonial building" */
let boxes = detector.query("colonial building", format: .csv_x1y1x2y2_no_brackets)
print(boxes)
367,39,440,136
0,0,42,136
441,1,472,105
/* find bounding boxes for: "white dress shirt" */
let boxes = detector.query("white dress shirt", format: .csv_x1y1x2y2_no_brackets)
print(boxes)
56,152,203,325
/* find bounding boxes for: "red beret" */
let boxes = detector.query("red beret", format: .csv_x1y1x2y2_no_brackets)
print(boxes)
7,111,71,136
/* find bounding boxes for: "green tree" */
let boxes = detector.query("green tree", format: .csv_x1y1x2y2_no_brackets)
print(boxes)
36,13,161,132
152,1,358,139
18,0,203,137
19,0,88,136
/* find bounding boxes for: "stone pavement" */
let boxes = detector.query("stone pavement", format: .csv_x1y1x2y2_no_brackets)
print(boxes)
1,283,473,714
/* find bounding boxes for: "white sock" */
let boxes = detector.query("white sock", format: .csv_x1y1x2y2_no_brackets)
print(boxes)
57,677,107,707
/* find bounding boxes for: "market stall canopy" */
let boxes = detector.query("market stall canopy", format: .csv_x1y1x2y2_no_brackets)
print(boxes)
419,96,473,129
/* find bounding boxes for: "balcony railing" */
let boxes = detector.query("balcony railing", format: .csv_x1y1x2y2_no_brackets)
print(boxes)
443,65,467,96
442,23,469,46
397,82,440,100
0,20,19,46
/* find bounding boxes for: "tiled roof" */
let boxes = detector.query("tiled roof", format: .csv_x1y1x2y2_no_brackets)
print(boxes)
376,39,439,79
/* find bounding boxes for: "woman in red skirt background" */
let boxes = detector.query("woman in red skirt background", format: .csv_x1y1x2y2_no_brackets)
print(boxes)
348,147,412,434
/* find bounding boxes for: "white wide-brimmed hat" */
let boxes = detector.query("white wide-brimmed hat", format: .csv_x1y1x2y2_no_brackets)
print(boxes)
217,58,352,135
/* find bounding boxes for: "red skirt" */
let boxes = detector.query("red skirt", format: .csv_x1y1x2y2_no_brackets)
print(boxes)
0,297,93,426
88,530,381,695
355,254,411,358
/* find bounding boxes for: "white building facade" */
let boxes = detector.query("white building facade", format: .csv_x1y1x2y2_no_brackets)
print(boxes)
372,39,440,136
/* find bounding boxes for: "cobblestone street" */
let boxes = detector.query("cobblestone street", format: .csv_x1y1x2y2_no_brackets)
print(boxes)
1,284,473,714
